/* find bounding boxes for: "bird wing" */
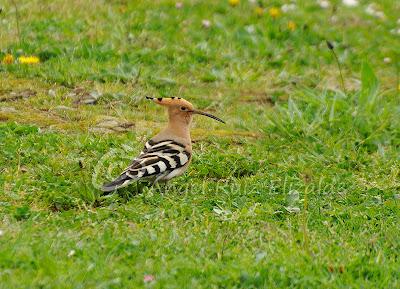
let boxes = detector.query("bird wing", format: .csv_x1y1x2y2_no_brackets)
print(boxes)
125,139,191,178
101,139,191,192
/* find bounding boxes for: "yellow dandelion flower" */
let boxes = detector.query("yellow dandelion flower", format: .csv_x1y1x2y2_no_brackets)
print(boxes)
288,21,296,31
255,7,264,17
2,54,14,64
269,7,281,18
229,0,240,7
18,56,40,64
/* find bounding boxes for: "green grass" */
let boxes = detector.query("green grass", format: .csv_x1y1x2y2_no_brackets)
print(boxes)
1,0,400,288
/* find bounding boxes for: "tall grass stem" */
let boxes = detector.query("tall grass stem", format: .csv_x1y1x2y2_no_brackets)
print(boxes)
326,41,346,94
10,0,21,45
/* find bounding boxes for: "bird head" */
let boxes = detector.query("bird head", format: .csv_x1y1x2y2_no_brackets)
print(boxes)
146,96,225,124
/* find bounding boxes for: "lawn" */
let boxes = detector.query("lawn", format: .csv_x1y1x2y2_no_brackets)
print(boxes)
0,0,400,288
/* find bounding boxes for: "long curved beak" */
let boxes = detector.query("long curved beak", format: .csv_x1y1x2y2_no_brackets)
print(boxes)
192,110,225,124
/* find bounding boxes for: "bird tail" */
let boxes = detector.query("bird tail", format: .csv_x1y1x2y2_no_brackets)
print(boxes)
101,173,134,192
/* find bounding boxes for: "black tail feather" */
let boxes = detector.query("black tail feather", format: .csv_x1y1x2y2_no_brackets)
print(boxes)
101,173,132,192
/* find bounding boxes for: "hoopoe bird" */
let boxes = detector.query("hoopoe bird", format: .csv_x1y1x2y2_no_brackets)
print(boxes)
101,97,225,192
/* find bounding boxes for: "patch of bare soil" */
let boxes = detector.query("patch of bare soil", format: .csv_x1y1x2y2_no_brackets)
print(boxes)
0,89,37,102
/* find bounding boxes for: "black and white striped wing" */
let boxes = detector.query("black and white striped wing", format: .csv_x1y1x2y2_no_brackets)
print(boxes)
101,140,190,192
126,139,191,178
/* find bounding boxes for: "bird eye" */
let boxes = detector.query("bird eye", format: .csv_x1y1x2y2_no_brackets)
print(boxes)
180,106,187,111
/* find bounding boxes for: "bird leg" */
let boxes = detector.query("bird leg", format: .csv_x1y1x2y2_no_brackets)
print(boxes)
136,182,141,195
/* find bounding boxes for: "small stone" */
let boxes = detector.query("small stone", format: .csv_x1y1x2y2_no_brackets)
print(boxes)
68,87,102,105
1,89,36,102
82,91,101,105
48,89,56,97
285,206,300,213
0,106,16,113
90,117,134,133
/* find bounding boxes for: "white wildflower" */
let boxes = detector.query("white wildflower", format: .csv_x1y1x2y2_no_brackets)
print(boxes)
67,250,76,257
245,25,255,34
342,0,359,7
383,57,391,64
281,4,296,13
375,11,385,19
318,0,330,9
201,19,211,28
365,4,385,19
